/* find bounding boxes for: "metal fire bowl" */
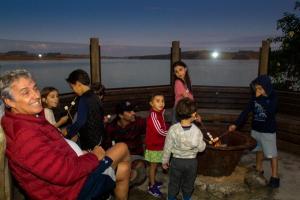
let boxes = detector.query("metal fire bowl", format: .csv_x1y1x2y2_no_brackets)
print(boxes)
197,126,256,177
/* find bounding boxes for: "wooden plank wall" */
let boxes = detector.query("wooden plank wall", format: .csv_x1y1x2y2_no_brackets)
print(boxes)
59,86,300,154
102,85,173,113
193,86,251,110
59,86,300,117
277,90,300,116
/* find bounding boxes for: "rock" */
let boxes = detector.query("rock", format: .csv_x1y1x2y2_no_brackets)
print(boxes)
195,170,249,198
244,170,268,188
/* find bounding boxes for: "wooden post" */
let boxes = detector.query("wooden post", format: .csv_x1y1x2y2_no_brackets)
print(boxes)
258,40,270,75
89,38,101,84
170,41,181,85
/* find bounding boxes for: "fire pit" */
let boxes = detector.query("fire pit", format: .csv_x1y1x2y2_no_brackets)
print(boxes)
197,126,256,177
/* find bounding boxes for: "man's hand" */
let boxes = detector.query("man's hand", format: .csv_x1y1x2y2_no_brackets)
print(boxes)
228,124,237,132
92,146,106,161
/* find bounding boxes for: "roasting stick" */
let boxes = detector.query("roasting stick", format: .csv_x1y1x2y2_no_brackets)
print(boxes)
199,121,216,145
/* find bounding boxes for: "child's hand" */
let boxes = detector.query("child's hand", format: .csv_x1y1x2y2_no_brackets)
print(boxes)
162,163,169,170
60,115,69,124
61,128,68,137
228,124,237,132
194,113,202,123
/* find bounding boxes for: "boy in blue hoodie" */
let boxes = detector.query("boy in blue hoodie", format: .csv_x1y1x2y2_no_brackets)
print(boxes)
228,75,279,188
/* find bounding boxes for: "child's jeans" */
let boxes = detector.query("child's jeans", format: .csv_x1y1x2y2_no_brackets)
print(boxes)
168,157,197,199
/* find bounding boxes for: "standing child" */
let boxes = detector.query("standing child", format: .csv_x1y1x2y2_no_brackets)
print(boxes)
145,93,168,197
228,75,280,188
41,86,83,156
172,61,194,123
64,69,106,151
162,98,206,200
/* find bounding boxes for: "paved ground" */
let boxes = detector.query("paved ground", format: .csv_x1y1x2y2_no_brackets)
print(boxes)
12,149,300,200
128,150,300,200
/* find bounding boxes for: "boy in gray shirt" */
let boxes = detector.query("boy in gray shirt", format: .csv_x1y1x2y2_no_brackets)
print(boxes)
162,98,206,200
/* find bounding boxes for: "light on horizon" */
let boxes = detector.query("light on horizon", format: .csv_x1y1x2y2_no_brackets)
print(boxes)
211,51,219,59
38,54,42,58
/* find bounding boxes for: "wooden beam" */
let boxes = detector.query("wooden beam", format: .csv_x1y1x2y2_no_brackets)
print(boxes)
258,40,270,75
89,38,101,84
170,41,181,85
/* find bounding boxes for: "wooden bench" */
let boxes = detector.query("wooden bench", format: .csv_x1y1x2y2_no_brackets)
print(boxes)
0,126,12,200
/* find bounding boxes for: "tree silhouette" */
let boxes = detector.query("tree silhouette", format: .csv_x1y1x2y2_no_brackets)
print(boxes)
269,1,300,91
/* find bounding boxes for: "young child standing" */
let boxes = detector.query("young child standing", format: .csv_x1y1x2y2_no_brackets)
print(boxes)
64,69,106,151
228,75,280,188
162,98,206,200
145,93,168,197
172,61,194,123
41,86,83,156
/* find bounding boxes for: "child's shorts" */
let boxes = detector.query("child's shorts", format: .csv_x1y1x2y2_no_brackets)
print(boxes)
144,149,163,163
251,130,277,158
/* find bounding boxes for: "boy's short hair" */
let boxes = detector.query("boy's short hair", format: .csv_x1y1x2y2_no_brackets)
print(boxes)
66,69,90,86
149,92,164,102
176,98,197,120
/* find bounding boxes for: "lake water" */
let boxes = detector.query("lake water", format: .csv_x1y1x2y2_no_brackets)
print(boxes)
0,59,258,93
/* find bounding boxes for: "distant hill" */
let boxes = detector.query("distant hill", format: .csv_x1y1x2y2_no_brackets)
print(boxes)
0,38,169,57
0,50,259,61
0,51,89,60
127,50,259,60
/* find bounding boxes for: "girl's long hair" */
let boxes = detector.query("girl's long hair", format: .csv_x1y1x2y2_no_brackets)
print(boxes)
172,61,192,93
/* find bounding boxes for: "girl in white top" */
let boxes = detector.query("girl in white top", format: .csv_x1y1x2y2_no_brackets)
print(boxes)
41,87,84,156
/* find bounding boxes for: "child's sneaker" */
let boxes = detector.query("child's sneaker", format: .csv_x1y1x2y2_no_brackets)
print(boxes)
148,184,162,198
268,177,280,188
154,181,163,188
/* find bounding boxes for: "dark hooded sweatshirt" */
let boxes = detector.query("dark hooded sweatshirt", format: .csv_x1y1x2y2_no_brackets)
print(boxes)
67,90,105,150
235,75,278,133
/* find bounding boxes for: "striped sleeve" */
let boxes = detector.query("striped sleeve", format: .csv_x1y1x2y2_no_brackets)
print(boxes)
151,112,167,136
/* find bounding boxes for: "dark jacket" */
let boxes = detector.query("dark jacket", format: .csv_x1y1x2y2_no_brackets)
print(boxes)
235,75,278,133
67,90,105,150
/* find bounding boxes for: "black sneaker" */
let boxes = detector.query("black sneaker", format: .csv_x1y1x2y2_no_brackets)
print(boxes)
268,177,280,188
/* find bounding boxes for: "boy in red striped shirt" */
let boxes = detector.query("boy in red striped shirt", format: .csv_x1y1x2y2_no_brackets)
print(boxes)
145,93,169,197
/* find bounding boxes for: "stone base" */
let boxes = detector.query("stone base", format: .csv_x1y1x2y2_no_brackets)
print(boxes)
195,166,250,198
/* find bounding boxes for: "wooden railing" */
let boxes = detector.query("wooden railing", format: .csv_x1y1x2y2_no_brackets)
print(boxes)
60,85,300,154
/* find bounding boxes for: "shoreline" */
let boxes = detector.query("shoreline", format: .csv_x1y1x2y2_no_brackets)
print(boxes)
0,55,89,61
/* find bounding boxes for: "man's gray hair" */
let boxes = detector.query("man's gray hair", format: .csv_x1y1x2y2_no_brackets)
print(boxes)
0,69,32,100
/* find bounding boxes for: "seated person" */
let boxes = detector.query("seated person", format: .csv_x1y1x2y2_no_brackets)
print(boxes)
0,69,131,200
105,101,147,186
